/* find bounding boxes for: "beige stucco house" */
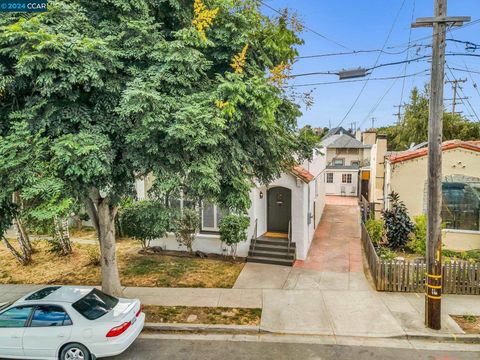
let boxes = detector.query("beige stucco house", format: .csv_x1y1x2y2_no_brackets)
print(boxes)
369,137,480,251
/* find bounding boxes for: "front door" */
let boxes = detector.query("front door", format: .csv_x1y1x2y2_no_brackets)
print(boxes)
267,187,292,233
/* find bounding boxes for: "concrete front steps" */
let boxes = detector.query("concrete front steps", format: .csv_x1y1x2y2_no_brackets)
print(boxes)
247,235,296,266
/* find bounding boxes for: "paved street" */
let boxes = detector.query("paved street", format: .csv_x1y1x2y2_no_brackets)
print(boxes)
106,337,480,360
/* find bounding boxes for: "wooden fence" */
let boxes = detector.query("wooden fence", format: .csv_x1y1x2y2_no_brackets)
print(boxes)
361,222,480,295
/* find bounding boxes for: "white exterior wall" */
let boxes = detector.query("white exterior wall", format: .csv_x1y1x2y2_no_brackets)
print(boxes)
324,169,359,196
133,149,328,261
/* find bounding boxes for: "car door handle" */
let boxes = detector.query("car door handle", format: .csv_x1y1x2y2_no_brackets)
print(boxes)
58,334,66,338
11,335,21,339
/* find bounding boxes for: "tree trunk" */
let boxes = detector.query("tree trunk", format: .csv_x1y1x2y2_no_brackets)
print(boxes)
13,217,32,262
90,189,122,296
1,236,29,265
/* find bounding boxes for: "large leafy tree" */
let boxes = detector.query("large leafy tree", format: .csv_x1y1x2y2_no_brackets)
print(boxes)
0,0,313,295
378,87,480,151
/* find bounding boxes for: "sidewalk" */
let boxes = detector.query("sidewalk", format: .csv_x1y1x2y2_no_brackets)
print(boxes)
1,284,479,339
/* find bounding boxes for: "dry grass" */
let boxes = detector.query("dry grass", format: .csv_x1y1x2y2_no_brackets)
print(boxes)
451,315,480,334
0,240,244,288
143,305,261,325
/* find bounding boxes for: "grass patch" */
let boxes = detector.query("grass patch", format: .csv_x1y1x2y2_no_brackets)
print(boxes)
0,240,244,288
451,315,480,334
143,305,261,325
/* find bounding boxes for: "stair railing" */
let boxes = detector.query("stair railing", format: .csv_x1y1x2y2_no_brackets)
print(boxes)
287,220,292,253
251,218,258,252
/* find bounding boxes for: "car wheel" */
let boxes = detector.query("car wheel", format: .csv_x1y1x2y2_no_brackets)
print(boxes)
60,343,91,360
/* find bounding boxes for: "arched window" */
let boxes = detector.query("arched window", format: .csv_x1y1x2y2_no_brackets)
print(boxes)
440,175,480,231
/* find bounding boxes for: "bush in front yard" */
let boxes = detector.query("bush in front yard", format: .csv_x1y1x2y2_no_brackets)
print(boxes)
382,192,414,250
174,208,199,253
407,214,427,256
365,219,384,245
219,214,250,259
119,200,171,248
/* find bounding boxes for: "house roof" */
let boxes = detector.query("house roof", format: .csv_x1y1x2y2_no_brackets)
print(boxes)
323,126,355,139
291,165,314,183
322,133,370,149
386,140,480,164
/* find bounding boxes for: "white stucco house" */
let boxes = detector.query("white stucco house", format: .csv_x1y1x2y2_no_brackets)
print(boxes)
135,151,326,265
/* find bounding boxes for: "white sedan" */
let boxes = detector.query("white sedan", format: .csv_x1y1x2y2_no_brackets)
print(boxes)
0,286,145,360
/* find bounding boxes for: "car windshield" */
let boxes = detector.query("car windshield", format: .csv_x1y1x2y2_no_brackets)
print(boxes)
72,289,119,320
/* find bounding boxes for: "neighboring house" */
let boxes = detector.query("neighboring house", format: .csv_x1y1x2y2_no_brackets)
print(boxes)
135,151,326,266
321,130,371,197
369,137,480,251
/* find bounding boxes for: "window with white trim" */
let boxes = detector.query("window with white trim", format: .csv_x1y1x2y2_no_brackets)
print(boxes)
326,173,334,183
201,202,226,232
342,173,352,184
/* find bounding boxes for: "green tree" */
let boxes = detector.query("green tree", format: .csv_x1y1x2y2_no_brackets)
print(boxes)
174,208,199,253
219,213,249,259
378,87,480,151
119,200,171,249
0,1,310,295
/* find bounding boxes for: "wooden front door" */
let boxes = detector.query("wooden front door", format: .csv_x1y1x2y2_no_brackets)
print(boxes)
267,187,292,233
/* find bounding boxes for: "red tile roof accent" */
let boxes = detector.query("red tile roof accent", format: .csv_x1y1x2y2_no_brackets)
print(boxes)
291,165,314,183
386,140,480,164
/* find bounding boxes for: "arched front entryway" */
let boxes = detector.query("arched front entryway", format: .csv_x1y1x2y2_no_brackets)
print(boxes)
267,187,292,233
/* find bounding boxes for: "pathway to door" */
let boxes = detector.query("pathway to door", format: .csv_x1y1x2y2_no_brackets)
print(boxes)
234,195,372,291
294,195,362,272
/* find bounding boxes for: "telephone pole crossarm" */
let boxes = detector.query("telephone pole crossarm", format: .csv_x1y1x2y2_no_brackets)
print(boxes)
411,16,470,27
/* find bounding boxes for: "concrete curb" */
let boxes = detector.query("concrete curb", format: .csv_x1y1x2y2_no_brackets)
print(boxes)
144,322,263,334
403,333,480,344
144,323,480,343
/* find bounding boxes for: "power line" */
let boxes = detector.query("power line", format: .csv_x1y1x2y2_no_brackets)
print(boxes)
287,70,429,88
329,0,407,130
295,44,429,60
260,1,351,50
290,53,479,79
446,64,480,122
388,18,480,48
399,0,417,116
447,46,480,101
290,55,430,78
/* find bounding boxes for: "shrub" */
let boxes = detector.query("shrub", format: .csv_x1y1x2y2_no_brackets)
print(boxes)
382,192,415,250
365,219,384,245
377,246,397,260
407,214,427,256
119,200,171,248
86,246,101,266
174,208,199,253
219,214,250,259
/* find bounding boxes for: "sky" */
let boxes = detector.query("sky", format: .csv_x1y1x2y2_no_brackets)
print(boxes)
261,0,480,130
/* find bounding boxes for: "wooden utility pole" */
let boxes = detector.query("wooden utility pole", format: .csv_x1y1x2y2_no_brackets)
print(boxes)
412,1,470,330
445,78,467,114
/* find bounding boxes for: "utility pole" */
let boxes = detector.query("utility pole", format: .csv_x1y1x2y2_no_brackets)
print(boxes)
371,117,375,129
412,1,470,330
445,78,467,114
393,104,403,124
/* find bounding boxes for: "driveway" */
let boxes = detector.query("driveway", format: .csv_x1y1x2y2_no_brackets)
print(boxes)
234,195,371,291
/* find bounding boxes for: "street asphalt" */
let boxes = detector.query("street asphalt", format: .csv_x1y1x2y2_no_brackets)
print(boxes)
106,337,480,360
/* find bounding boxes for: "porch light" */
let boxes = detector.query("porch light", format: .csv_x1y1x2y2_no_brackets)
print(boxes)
259,191,264,199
